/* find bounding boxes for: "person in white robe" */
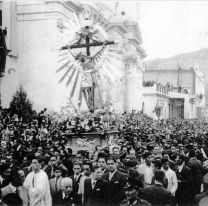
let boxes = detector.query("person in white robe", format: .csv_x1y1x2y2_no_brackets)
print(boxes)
24,157,52,206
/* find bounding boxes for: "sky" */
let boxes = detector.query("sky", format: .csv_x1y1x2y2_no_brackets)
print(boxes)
84,0,208,60
139,1,208,60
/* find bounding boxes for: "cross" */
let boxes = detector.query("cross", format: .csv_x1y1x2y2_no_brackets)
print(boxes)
61,39,115,56
61,36,115,110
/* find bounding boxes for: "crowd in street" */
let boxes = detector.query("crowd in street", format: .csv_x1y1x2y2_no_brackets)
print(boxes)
0,107,208,206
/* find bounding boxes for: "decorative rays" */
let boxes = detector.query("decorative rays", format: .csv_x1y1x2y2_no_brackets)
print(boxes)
56,47,82,99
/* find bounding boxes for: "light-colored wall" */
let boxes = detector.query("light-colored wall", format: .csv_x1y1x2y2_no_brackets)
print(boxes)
194,70,205,108
1,1,79,111
126,62,143,112
143,85,169,119
143,94,157,119
0,1,19,108
143,86,203,120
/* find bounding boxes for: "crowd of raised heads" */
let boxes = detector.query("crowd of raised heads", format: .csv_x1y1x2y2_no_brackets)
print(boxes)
0,107,208,205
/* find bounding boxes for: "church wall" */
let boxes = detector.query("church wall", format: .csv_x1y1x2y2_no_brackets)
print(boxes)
17,19,58,111
14,1,77,112
0,1,19,108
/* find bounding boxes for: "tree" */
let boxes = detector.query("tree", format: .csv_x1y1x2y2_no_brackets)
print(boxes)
10,86,35,122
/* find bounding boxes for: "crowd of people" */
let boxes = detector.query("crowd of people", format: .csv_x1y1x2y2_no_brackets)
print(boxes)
0,106,208,206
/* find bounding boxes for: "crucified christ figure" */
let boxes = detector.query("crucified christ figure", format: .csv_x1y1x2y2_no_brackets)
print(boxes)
68,41,108,90
67,40,107,72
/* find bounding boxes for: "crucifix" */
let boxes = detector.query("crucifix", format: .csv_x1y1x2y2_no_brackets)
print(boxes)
61,36,115,110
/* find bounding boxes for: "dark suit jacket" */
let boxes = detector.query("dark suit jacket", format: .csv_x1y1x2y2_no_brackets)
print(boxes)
70,175,83,195
0,178,10,189
142,183,175,206
188,158,204,184
175,165,193,194
169,160,177,172
83,178,108,206
102,170,127,206
52,191,80,206
175,165,193,201
128,198,151,206
50,177,63,196
44,165,53,180
62,158,73,176
13,144,28,162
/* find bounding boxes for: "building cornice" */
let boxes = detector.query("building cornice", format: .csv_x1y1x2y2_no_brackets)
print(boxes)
17,1,76,20
66,1,83,12
106,24,128,34
143,92,169,99
128,39,146,58
145,69,194,73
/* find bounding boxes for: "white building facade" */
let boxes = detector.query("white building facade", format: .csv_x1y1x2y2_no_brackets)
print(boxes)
143,65,205,120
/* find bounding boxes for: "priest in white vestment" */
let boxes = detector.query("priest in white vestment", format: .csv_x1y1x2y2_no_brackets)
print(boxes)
24,157,52,206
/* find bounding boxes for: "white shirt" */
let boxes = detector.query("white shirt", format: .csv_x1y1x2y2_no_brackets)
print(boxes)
91,178,97,189
74,174,81,182
1,184,29,206
17,144,21,151
109,169,117,181
138,163,154,185
55,177,61,191
1,183,16,196
178,162,184,173
0,175,4,185
201,148,208,159
78,176,88,203
162,167,178,194
62,192,68,199
78,175,90,195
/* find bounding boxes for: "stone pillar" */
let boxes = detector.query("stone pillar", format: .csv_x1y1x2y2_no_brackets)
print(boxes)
123,54,143,112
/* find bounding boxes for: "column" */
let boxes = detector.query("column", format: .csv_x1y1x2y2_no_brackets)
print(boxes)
123,54,143,112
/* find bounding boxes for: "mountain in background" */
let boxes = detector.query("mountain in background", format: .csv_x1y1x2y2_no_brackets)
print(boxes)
144,48,208,103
